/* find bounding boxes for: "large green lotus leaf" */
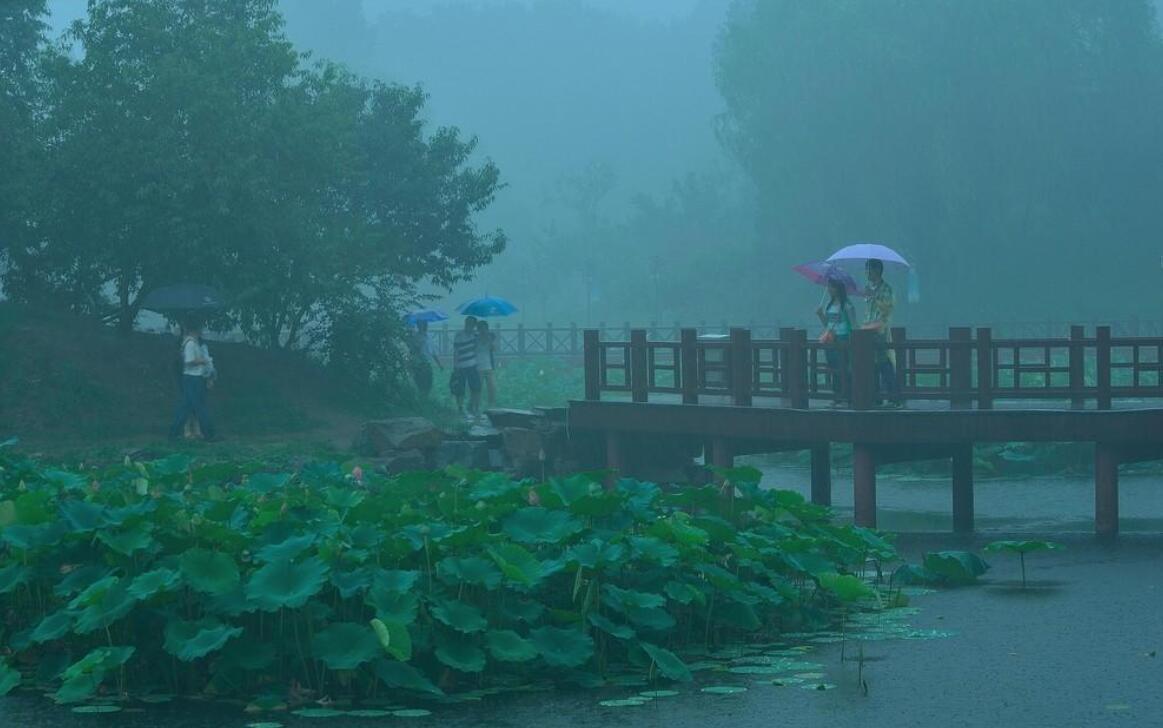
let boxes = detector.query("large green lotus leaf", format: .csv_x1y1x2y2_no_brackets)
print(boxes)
255,534,316,563
984,540,1064,555
499,598,546,624
373,659,444,696
0,563,30,594
530,626,594,668
244,472,292,494
400,522,459,550
324,487,365,510
58,499,107,532
31,610,74,643
180,548,241,596
485,629,538,662
603,585,666,613
2,522,62,550
624,606,676,632
565,539,626,570
467,472,524,501
372,570,420,593
502,507,583,545
96,522,156,556
488,544,544,587
57,646,134,702
923,551,989,585
436,556,502,590
0,660,21,695
817,572,873,603
640,642,692,682
436,641,487,673
890,563,942,586
328,569,370,599
206,584,259,617
430,598,488,634
102,499,157,526
371,618,412,661
548,473,598,506
587,613,635,640
310,622,380,670
54,565,111,597
698,563,744,592
128,568,181,600
73,580,137,634
67,575,118,610
246,556,330,611
164,618,243,662
691,516,737,545
664,580,705,606
54,671,104,704
628,536,678,567
366,588,419,625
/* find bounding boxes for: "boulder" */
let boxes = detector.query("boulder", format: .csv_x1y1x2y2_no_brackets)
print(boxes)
374,449,427,475
357,417,443,455
435,440,491,470
502,427,545,465
484,408,545,430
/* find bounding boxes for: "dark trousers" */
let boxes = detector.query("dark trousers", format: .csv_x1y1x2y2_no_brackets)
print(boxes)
412,360,434,396
825,338,851,402
169,375,214,438
876,358,900,403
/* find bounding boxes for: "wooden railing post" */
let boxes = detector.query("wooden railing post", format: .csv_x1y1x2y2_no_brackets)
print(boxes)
517,324,526,356
729,327,752,406
623,321,631,341
583,329,600,401
782,328,809,409
570,323,579,355
1096,325,1112,410
546,323,554,355
950,327,973,409
630,328,649,403
1069,325,1085,410
680,328,698,404
850,328,876,410
976,328,993,410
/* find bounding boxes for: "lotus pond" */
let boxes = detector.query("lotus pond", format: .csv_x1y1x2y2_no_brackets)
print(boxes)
0,445,948,720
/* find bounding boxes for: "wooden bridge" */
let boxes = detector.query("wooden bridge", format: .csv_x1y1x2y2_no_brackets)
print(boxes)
568,325,1163,536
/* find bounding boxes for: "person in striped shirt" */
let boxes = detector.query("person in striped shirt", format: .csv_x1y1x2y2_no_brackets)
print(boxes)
450,316,482,419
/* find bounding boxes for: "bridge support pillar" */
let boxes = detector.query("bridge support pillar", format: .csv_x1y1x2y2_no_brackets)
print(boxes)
710,437,734,470
810,443,832,506
951,444,974,533
853,443,877,528
604,432,622,489
1095,443,1119,537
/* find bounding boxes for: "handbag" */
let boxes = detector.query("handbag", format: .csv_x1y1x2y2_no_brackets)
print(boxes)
818,329,836,345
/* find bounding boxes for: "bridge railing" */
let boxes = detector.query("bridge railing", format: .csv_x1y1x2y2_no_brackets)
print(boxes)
582,326,1163,411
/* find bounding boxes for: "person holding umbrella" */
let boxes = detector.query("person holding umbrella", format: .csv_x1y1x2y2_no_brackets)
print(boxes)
404,310,447,397
168,321,216,441
862,259,901,407
816,277,857,407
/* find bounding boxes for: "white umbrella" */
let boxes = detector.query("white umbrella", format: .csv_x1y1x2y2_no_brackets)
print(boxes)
826,243,910,268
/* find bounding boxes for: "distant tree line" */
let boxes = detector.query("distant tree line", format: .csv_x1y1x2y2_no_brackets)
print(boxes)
0,0,504,392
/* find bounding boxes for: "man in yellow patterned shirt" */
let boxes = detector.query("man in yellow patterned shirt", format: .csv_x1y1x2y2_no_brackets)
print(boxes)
862,259,901,407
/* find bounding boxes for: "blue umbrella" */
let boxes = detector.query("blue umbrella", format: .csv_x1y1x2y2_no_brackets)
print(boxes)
403,308,448,325
456,296,518,318
140,283,225,313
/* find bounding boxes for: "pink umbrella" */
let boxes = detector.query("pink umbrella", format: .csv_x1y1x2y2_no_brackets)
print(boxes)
792,261,861,296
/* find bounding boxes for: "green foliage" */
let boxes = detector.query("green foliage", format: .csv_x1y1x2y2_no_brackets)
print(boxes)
922,551,990,586
984,540,1063,587
0,446,896,705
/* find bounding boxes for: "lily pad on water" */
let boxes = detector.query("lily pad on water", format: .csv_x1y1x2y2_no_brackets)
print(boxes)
346,709,393,717
392,708,433,718
245,723,285,728
801,682,837,691
311,622,380,670
640,690,680,698
246,556,329,611
599,699,648,707
71,705,122,713
292,707,346,718
530,626,594,668
701,685,747,695
769,677,805,686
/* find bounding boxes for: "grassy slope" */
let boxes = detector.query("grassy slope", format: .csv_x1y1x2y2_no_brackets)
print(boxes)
0,304,376,450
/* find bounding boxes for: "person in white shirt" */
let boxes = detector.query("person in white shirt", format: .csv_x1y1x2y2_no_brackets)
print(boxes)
168,323,216,440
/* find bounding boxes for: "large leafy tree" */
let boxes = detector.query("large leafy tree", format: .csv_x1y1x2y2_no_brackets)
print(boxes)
715,0,1163,323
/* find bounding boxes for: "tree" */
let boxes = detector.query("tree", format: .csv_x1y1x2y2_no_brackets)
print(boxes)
715,0,1163,323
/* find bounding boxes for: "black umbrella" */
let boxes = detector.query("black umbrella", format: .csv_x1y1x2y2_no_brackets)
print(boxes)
140,284,225,313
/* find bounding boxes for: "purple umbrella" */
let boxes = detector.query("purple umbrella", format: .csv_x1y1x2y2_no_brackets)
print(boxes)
792,261,861,296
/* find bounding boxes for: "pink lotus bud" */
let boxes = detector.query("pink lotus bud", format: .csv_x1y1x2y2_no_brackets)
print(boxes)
527,488,541,506
352,466,364,483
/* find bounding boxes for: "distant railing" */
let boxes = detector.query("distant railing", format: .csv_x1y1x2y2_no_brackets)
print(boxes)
429,319,1163,359
581,325,1163,411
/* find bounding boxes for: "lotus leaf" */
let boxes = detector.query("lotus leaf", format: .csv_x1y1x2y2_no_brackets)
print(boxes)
502,507,583,545
664,580,704,606
640,642,692,682
58,500,107,533
96,522,156,556
255,534,316,563
485,629,538,662
701,685,747,695
488,544,543,587
310,622,380,670
163,618,243,662
54,672,104,704
71,705,122,714
984,540,1063,555
565,539,625,570
292,707,346,718
72,579,137,634
628,536,678,566
30,610,73,643
0,563,30,594
55,646,134,703
817,572,874,603
430,598,488,634
347,710,392,718
603,585,666,612
436,640,487,673
588,613,635,640
330,569,372,598
2,522,61,550
891,563,942,586
599,699,647,707
436,556,502,589
371,618,413,661
499,598,546,623
246,557,329,611
324,487,364,510
366,588,419,625
373,569,420,593
206,584,259,617
127,568,181,600
373,659,443,696
54,565,111,597
0,660,20,695
392,709,433,718
530,626,594,668
245,472,292,493
650,513,708,546
624,606,676,632
401,522,457,549
180,548,241,596
923,551,989,585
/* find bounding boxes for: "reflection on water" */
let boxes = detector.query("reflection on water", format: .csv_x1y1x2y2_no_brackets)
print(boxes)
751,463,1163,533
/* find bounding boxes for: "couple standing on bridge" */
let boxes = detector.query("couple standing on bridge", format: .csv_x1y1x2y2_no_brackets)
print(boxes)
816,258,902,408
